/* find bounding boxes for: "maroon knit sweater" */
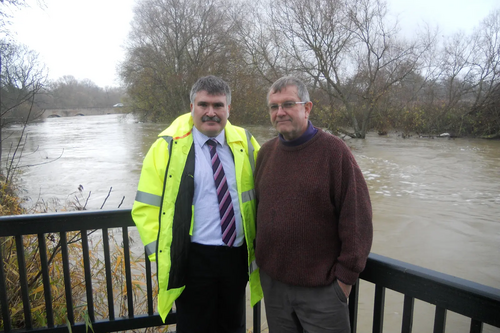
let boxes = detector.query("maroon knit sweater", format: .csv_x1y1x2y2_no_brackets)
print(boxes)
255,129,373,287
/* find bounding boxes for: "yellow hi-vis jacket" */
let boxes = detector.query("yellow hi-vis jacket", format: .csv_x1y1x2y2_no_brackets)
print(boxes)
132,113,263,322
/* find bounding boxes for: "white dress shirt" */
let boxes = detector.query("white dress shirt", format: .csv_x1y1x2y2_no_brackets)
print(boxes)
191,127,244,247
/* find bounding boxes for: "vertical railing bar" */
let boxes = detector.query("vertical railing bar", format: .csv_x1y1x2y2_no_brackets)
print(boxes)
37,233,54,327
81,230,95,322
0,238,12,332
469,319,483,333
122,226,134,317
102,228,115,320
145,251,153,316
372,284,385,333
15,234,32,330
401,295,414,333
349,280,360,333
433,307,446,333
253,301,261,333
60,232,74,325
243,298,246,330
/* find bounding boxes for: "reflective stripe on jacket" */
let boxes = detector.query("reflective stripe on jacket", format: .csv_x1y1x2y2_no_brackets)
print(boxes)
132,113,262,322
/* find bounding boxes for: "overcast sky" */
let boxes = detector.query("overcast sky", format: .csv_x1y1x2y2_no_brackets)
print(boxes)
7,0,500,88
8,0,136,88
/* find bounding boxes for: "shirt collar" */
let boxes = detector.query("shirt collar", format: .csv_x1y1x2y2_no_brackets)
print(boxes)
192,126,226,148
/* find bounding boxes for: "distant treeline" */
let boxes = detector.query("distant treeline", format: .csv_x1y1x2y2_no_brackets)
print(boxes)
1,0,499,138
119,0,499,139
39,76,126,110
0,41,126,124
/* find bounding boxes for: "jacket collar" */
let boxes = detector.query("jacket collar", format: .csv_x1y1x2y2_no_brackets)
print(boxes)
158,113,241,144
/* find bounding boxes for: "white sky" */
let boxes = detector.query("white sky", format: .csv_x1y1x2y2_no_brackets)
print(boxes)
389,0,499,37
8,0,136,88
6,0,500,88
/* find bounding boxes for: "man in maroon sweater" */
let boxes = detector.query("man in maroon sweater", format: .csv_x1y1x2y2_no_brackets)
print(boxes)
255,76,373,332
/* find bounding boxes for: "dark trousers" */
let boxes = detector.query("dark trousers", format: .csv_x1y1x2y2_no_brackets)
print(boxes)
175,242,248,333
260,270,350,333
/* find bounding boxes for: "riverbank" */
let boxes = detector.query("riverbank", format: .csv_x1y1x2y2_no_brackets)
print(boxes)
0,177,25,216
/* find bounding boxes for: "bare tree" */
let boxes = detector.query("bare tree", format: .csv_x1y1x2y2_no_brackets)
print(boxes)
0,0,29,37
345,0,435,137
469,9,500,111
234,0,294,84
0,41,47,174
261,0,433,138
429,8,500,135
459,9,500,136
0,42,46,122
120,0,244,121
435,32,476,119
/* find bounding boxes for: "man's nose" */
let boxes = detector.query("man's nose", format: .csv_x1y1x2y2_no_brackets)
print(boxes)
206,106,216,116
276,106,287,116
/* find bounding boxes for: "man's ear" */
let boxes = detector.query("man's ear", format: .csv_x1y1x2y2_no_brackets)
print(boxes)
305,101,313,118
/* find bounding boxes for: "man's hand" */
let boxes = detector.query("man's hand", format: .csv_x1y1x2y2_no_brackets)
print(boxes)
337,280,352,299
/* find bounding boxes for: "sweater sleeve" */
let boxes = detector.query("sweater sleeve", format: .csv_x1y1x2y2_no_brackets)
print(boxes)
332,141,373,285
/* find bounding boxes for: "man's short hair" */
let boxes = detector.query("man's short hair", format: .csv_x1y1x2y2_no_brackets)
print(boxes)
190,75,231,105
267,76,310,103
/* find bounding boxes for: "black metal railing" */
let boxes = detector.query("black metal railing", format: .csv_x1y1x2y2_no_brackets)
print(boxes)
352,254,500,332
1,210,499,333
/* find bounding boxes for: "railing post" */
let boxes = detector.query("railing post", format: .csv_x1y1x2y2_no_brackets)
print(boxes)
349,281,360,333
433,307,446,333
122,226,135,318
372,285,386,333
253,301,261,333
60,232,74,325
15,235,32,330
470,319,483,333
402,295,414,333
102,228,115,320
37,234,54,327
0,240,12,332
81,230,95,322
145,252,154,316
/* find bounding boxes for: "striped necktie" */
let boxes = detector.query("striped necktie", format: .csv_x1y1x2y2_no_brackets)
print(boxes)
206,139,236,247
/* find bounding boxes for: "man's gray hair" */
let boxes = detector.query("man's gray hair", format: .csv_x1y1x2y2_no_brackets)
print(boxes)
190,75,231,105
267,76,310,103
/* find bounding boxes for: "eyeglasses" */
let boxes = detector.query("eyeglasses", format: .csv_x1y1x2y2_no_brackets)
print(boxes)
268,101,307,112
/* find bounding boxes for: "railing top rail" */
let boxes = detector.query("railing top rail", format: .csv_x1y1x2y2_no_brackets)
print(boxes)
0,209,134,236
363,253,500,326
366,253,500,297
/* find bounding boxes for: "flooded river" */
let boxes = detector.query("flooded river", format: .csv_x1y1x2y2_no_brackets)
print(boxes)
2,114,499,332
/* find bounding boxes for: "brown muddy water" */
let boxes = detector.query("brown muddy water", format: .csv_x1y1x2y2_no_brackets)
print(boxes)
2,114,499,332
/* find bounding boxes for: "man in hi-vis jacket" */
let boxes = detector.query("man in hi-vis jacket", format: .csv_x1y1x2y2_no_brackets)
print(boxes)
132,75,262,333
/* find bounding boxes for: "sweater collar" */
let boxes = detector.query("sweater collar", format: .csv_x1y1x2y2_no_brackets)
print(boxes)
279,121,318,147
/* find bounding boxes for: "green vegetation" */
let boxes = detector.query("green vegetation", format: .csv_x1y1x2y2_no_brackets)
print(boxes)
0,176,24,216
